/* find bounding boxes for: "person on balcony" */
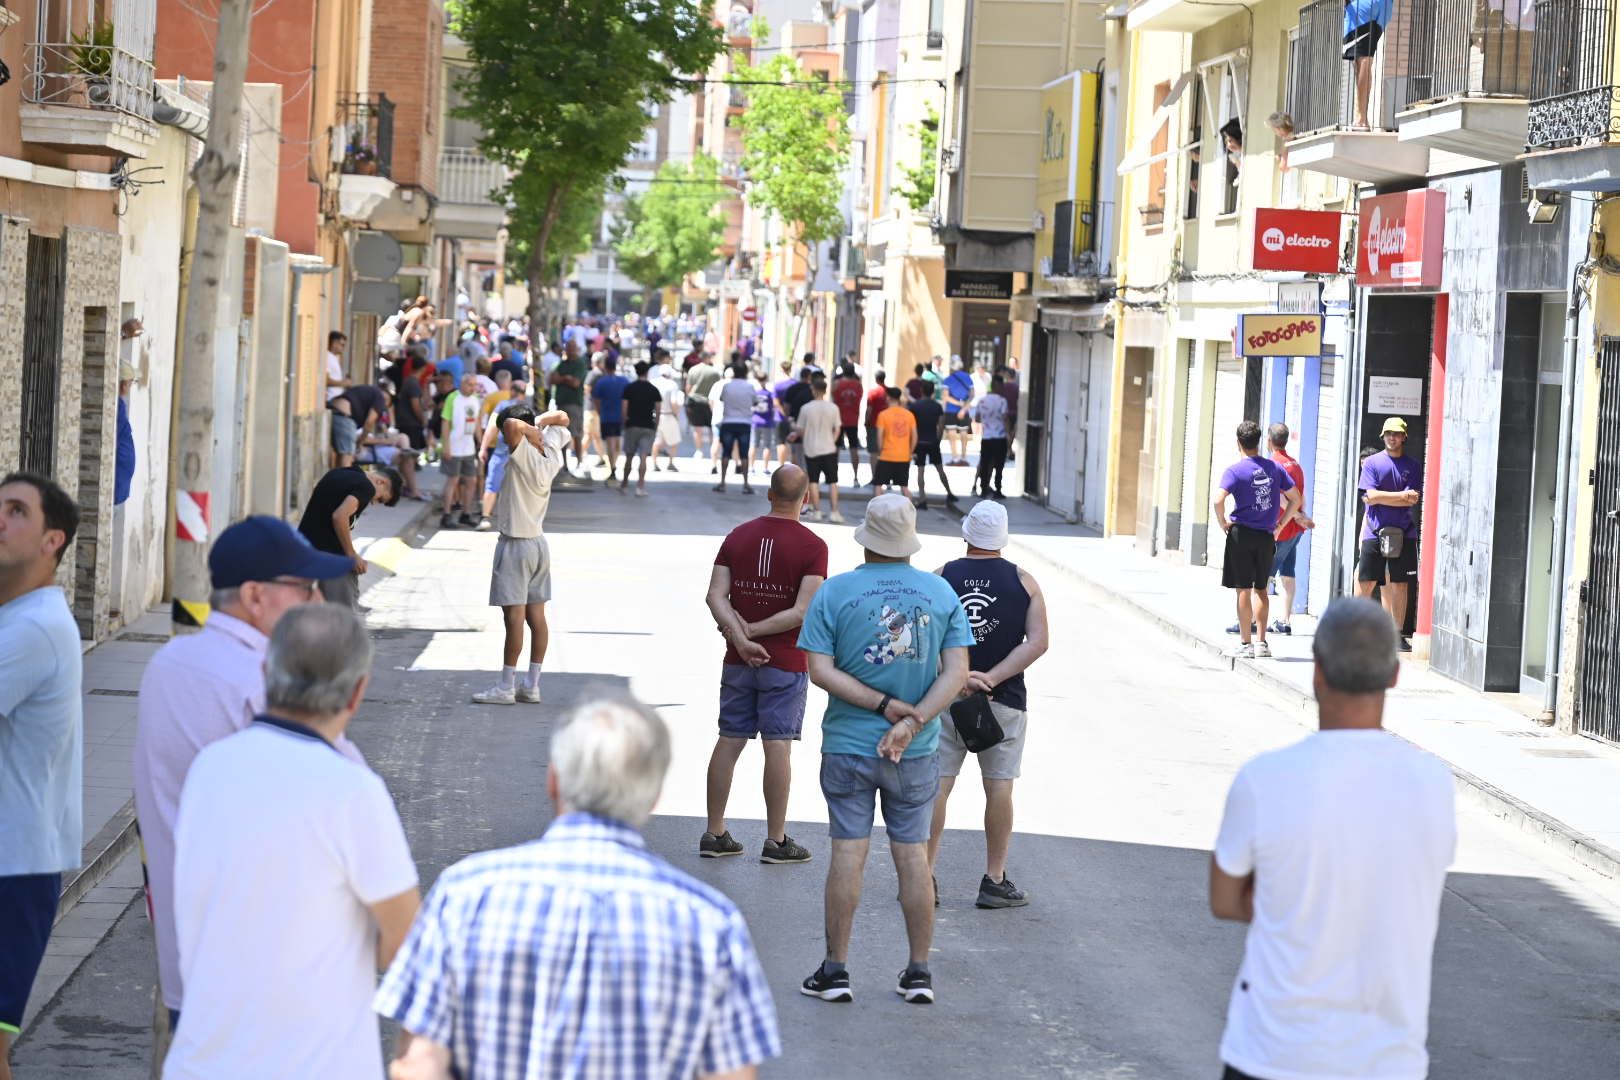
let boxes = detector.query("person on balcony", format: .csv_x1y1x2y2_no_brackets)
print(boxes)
1343,0,1393,129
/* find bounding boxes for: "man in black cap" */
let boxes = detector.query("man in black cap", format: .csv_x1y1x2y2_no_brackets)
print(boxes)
133,516,356,1052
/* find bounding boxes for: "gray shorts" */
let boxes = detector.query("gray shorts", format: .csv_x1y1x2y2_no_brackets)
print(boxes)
821,751,940,844
331,413,359,456
490,534,552,606
320,571,359,609
562,403,583,441
442,454,479,479
937,701,1027,780
623,426,655,458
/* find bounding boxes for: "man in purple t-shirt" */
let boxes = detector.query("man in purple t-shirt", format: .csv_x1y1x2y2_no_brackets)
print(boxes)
1356,417,1422,651
1213,420,1300,659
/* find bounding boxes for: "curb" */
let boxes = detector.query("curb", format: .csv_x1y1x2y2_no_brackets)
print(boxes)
925,500,1620,886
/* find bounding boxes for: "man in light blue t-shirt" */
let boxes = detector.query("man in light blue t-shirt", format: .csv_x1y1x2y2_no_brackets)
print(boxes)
796,494,971,1007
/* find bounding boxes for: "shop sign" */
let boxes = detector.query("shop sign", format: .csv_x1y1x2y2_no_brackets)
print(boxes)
741,306,758,322
1368,375,1424,413
1253,209,1341,273
1356,190,1446,288
945,269,1014,300
1277,280,1323,314
1238,313,1323,356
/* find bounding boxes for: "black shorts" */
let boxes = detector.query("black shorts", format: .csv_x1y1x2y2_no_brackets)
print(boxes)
806,452,839,485
0,872,61,1031
719,422,751,458
1358,536,1419,583
1343,21,1382,60
777,418,794,442
874,459,911,487
399,424,427,450
944,411,972,429
913,442,943,467
1222,525,1276,590
838,425,860,449
866,425,882,453
686,400,713,428
601,421,623,439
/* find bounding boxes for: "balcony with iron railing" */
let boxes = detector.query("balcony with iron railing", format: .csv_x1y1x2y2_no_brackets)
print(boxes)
436,147,508,238
1395,0,1535,161
1521,0,1620,189
335,94,397,222
20,0,158,157
1283,0,1431,182
1039,200,1114,297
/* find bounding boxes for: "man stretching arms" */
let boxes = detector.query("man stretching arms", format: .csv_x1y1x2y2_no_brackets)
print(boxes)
797,494,971,1005
702,466,827,864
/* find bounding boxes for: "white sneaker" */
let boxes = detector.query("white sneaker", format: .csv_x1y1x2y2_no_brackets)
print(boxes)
1228,643,1255,660
817,510,828,522
472,684,517,705
829,510,846,524
515,683,541,704
1253,641,1272,658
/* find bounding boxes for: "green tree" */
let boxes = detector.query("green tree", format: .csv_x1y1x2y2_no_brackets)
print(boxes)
893,104,940,213
504,177,609,327
613,153,729,292
449,0,722,329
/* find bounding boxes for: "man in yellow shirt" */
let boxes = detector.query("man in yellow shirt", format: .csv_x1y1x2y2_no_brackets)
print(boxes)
873,385,917,499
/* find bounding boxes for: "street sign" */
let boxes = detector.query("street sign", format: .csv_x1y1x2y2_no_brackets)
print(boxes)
945,269,1014,300
741,306,758,321
1278,281,1323,314
1238,313,1323,356
1252,208,1341,273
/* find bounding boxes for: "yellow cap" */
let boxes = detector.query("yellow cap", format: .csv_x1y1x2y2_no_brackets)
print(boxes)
1381,417,1408,435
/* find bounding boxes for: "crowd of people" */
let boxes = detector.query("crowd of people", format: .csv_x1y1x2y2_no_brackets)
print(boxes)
0,307,1460,1079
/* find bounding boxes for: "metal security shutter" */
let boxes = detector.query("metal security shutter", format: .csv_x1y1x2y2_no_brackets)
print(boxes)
1309,352,1339,611
1177,341,1200,552
1579,338,1620,745
1206,344,1244,570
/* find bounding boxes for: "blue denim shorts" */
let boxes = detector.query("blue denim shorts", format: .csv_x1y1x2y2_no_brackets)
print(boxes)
1272,533,1302,578
820,751,940,844
718,664,808,740
484,449,509,494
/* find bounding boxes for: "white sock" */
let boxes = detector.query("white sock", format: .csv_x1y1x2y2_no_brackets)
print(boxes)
499,666,517,690
526,663,542,689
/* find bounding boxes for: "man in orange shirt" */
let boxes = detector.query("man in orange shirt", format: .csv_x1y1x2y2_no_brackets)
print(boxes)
873,385,917,499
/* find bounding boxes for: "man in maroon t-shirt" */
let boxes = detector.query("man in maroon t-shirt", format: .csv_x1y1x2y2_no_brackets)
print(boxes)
831,363,865,486
1267,422,1314,635
703,465,828,864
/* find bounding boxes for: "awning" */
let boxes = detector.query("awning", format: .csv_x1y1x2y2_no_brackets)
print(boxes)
1116,72,1192,175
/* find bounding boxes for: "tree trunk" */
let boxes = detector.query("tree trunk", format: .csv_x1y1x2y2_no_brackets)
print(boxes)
172,0,253,630
524,183,568,333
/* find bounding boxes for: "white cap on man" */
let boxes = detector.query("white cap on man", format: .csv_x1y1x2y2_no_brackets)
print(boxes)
962,501,1009,551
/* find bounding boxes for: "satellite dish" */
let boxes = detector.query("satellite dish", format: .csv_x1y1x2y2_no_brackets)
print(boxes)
353,231,403,280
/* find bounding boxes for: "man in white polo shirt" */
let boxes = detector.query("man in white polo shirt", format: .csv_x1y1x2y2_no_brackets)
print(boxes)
1210,597,1455,1080
164,604,419,1080
134,516,354,1046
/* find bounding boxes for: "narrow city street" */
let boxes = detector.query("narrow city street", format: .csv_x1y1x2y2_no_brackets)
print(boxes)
14,467,1620,1078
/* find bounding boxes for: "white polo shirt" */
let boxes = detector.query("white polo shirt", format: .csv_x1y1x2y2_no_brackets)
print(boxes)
1214,729,1455,1080
164,719,417,1080
325,351,345,401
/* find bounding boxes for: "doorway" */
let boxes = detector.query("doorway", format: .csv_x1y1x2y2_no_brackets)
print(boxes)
1520,296,1566,694
960,303,1009,373
1121,346,1153,540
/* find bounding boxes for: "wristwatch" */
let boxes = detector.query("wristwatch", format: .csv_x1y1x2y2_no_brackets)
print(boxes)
876,693,893,717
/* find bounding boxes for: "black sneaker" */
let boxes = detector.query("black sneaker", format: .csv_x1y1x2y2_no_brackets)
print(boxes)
761,835,811,864
945,494,960,508
975,873,1030,909
699,830,744,858
1269,619,1292,636
439,513,456,529
1399,637,1414,653
801,964,853,1002
896,967,934,1004
458,512,476,527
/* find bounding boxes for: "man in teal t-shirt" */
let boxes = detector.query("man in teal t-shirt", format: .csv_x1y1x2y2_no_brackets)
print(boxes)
796,493,971,1007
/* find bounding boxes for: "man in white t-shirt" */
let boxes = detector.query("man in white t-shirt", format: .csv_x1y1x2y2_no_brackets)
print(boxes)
795,375,845,522
324,331,350,402
1211,597,1455,1080
439,372,483,530
164,604,419,1080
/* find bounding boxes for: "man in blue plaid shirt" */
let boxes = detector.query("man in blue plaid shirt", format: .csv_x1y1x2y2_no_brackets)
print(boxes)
375,698,781,1080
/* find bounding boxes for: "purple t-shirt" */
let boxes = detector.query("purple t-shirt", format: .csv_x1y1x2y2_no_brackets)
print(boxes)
1360,450,1421,540
1220,456,1294,532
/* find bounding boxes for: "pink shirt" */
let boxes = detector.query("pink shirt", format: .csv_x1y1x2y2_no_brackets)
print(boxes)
133,612,364,1010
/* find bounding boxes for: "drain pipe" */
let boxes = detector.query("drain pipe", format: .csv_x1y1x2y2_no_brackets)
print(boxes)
284,257,335,516
1544,240,1593,718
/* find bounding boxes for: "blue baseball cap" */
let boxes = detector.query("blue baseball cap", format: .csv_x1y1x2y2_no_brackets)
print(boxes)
208,515,355,588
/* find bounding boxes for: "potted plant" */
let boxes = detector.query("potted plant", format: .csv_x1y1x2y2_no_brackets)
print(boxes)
70,19,115,105
345,142,379,176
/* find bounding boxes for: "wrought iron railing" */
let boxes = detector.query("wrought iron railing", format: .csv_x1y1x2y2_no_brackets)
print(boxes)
23,40,154,124
1406,0,1536,106
1047,200,1113,279
1526,0,1620,148
338,93,395,178
1290,0,1404,132
438,147,506,204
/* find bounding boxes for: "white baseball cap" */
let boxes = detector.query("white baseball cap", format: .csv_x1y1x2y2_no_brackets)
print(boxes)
853,493,922,558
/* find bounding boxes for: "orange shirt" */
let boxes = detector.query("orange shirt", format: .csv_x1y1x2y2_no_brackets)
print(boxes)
876,405,916,462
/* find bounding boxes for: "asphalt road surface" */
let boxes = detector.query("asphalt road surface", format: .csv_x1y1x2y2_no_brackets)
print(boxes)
17,463,1620,1078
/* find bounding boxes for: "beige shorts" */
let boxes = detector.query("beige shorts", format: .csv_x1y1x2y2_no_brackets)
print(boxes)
937,701,1027,780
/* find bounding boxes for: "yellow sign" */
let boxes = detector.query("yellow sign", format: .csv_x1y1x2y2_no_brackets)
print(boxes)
1034,72,1100,296
1238,313,1324,357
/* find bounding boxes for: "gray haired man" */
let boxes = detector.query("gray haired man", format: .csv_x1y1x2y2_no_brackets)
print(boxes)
1210,598,1455,1080
378,698,782,1080
164,605,421,1079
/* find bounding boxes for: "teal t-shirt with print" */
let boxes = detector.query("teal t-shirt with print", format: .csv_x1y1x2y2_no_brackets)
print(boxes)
797,562,974,759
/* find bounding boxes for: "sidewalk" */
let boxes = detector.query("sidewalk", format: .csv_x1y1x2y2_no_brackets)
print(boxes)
22,481,441,1034
934,494,1620,884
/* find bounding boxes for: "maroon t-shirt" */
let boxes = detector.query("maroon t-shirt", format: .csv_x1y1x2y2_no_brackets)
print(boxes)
714,516,829,672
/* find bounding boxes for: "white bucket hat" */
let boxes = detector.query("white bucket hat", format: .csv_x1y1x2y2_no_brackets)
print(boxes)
853,493,922,558
962,500,1009,550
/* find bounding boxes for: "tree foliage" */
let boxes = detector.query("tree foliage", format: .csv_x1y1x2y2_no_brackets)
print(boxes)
612,153,729,292
729,53,850,246
893,104,940,213
449,0,722,324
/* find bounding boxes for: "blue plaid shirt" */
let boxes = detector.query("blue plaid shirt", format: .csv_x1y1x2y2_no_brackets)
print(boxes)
374,813,781,1079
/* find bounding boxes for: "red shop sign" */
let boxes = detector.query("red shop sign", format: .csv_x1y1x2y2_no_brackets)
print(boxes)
1252,208,1342,273
1356,190,1446,288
